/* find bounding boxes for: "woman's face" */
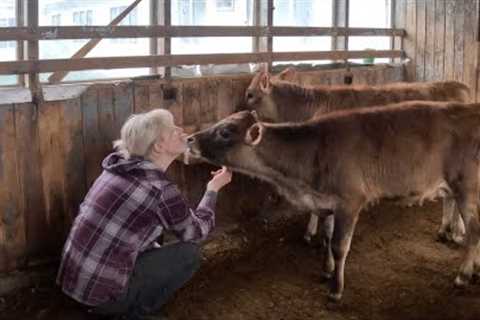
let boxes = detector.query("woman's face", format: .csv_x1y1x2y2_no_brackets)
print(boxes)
160,124,189,156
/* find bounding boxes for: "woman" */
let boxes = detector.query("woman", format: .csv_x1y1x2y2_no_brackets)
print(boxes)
57,109,232,320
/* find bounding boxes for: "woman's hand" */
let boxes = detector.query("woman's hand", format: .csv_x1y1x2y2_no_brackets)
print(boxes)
207,166,232,192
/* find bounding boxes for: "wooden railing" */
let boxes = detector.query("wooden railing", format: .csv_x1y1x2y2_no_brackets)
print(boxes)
0,0,405,103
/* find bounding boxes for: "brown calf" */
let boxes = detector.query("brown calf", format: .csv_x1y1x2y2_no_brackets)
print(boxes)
243,69,471,246
187,102,480,301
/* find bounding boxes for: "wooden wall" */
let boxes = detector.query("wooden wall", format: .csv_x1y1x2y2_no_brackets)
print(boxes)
0,64,404,276
396,0,479,100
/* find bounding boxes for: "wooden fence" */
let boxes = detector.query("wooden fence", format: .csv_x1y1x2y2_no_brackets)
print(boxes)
0,64,404,275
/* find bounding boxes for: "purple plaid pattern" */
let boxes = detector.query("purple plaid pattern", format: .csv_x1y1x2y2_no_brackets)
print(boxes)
56,153,217,306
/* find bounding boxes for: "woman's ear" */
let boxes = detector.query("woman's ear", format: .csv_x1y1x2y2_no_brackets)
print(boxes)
244,123,264,146
151,139,164,155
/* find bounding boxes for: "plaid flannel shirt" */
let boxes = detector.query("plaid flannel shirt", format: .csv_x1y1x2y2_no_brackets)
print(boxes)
56,153,217,306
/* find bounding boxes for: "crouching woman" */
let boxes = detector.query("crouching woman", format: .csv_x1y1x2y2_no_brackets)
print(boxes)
56,109,232,320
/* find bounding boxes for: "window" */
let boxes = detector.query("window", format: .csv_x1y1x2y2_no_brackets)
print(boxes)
0,0,17,86
216,0,234,11
73,10,92,26
110,6,138,43
274,0,333,66
51,14,61,26
172,0,253,76
39,0,151,82
0,18,16,48
110,6,138,26
348,0,391,64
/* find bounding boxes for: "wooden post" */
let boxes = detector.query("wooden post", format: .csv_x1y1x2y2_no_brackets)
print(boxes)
48,0,143,84
149,0,159,75
267,0,273,71
16,0,25,86
332,0,349,51
158,0,171,79
332,0,349,70
252,0,261,53
26,0,43,104
390,0,396,64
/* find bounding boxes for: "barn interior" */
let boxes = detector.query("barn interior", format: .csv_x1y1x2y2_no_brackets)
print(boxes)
1,0,480,319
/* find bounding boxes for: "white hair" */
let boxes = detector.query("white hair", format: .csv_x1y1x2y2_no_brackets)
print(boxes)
113,109,174,159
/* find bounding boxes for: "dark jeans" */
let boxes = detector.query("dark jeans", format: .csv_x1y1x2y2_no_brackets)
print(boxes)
92,241,201,319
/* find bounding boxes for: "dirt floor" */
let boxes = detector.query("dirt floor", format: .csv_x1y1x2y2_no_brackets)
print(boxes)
2,201,480,320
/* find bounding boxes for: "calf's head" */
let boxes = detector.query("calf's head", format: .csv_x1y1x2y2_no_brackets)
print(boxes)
242,68,296,121
187,111,264,167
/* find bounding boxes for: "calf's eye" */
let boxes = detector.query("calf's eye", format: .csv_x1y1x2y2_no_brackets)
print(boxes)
218,128,232,140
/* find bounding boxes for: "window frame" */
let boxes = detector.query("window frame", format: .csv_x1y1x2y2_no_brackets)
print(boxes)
0,0,399,87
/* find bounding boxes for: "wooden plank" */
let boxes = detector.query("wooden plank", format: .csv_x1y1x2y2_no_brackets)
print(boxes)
0,105,25,272
27,0,43,104
14,103,47,263
464,0,477,97
133,82,150,113
404,0,417,81
37,101,67,255
231,78,252,113
148,82,164,111
415,0,426,81
113,82,134,135
0,51,403,75
216,79,235,120
200,80,217,124
81,87,103,188
454,0,465,82
393,0,406,63
444,0,456,80
0,26,407,41
182,83,201,132
424,0,436,81
433,0,445,80
163,83,184,126
48,0,143,84
62,98,86,226
97,85,116,157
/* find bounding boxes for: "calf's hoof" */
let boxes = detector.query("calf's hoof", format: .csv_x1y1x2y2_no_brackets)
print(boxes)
304,233,313,245
320,270,333,281
436,230,450,243
451,234,466,247
454,274,470,288
327,291,342,302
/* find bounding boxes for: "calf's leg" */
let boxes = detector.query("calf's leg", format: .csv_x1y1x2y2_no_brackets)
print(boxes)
453,190,480,286
304,213,319,244
328,205,361,301
438,197,465,245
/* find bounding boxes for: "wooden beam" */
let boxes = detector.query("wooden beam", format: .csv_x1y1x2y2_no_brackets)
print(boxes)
26,0,43,103
48,0,143,84
0,50,403,75
0,26,406,41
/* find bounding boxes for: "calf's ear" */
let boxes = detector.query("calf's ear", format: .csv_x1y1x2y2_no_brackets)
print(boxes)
259,72,272,94
245,123,264,146
276,67,296,81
